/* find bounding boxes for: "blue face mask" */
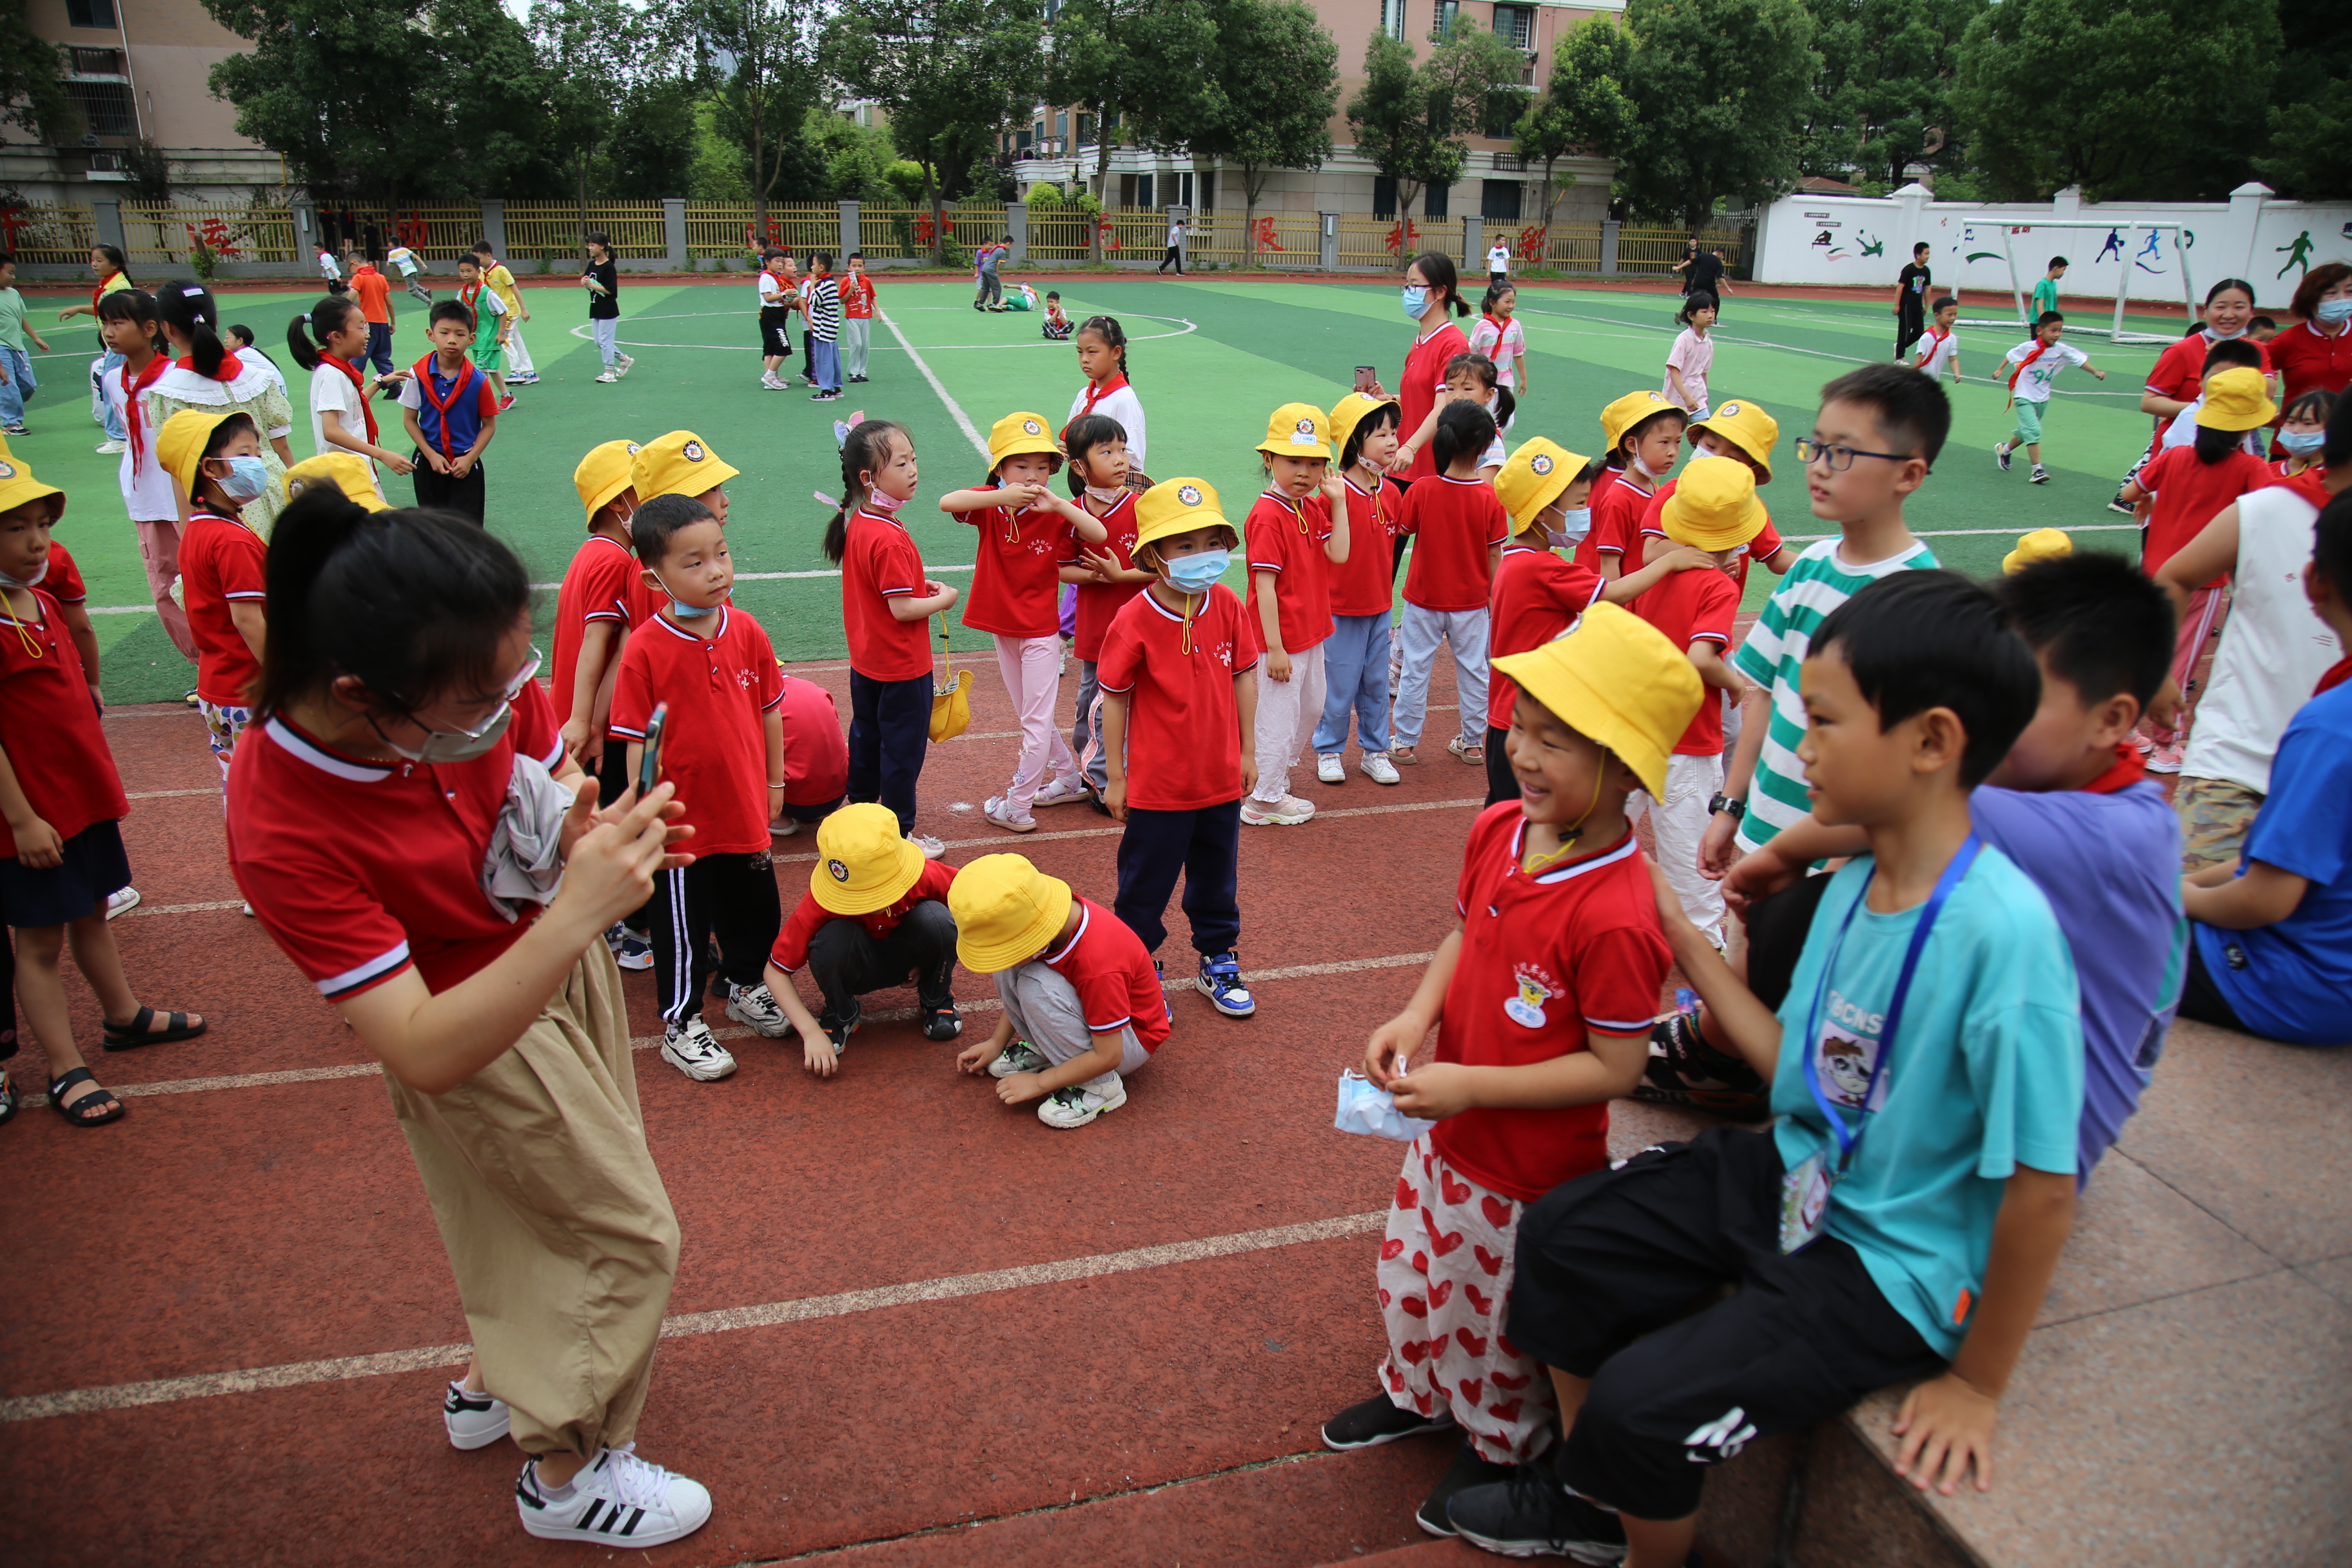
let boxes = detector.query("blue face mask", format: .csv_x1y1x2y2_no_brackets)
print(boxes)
652,569,718,620
216,455,271,505
2279,428,2326,455
1163,549,1229,594
1546,508,1592,549
1401,286,1428,320
2318,298,2352,326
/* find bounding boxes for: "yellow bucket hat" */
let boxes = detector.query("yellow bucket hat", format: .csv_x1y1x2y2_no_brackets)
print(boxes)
282,453,387,513
1600,389,1682,454
2002,527,2073,575
156,407,251,505
987,411,1061,471
1258,402,1333,460
809,803,928,916
1490,602,1703,801
574,439,642,524
1495,438,1592,533
0,455,64,522
1328,391,1398,458
1660,457,1767,553
2197,367,2278,433
1688,398,1778,483
630,430,741,501
1133,477,1235,558
948,853,1075,974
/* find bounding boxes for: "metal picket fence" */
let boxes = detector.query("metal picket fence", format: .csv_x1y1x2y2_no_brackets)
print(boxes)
0,202,95,266
121,201,298,269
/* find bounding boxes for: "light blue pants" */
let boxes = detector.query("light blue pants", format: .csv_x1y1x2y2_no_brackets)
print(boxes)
97,349,124,439
0,345,35,427
1391,604,1488,752
593,318,619,369
810,337,841,392
1313,612,1395,756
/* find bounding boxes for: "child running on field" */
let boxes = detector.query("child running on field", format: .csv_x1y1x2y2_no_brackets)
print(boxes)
825,419,958,858
1242,402,1351,827
1320,604,1699,1538
1393,400,1510,769
469,241,532,384
1663,291,1717,416
1097,477,1260,1019
1315,393,1407,787
1057,413,1150,807
1996,311,2108,484
954,852,1171,1129
1582,391,1686,580
1912,296,1963,383
1067,316,1146,476
939,411,1107,834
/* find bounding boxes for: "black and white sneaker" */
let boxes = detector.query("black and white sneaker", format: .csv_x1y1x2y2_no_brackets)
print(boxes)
987,1039,1048,1078
2107,495,2137,516
1418,1441,1518,1538
514,1444,712,1547
443,1379,510,1450
2030,464,2052,484
1321,1391,1455,1451
819,999,861,1054
1629,1012,1768,1121
1446,1465,1627,1563
660,1017,738,1081
723,983,790,1038
921,1001,962,1041
1994,441,2012,472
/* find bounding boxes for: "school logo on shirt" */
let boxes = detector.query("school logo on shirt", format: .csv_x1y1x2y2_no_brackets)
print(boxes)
1504,964,1558,1028
1530,453,1553,476
827,858,850,883
682,441,706,462
1177,484,1202,507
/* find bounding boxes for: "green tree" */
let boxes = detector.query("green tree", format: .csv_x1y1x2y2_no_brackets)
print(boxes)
605,78,703,199
530,0,635,228
2253,6,2350,199
1044,0,1219,260
1189,0,1338,264
1347,17,1524,222
687,0,823,234
0,1,70,144
1799,0,1979,190
1952,0,2280,200
1610,0,1818,230
1514,16,1635,239
807,108,897,201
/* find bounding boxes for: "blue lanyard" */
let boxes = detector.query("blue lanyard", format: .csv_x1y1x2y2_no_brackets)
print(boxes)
1801,834,1981,1171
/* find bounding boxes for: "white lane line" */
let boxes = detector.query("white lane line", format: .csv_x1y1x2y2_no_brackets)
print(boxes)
1780,525,2140,542
772,794,1487,864
120,899,244,917
877,306,990,461
126,788,218,799
1,1211,1384,1423
20,949,1438,1107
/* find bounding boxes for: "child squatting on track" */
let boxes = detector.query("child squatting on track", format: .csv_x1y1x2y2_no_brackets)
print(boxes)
1322,603,1701,1538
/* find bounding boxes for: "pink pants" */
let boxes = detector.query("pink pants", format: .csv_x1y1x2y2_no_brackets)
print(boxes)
992,633,1075,814
1377,1136,1559,1464
2150,583,2229,745
136,518,197,661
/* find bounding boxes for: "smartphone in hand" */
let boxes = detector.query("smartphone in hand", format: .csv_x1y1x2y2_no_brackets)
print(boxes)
1355,365,1379,395
636,703,669,797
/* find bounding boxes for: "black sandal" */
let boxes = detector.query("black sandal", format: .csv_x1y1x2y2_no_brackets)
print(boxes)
48,1066,123,1126
102,1006,208,1052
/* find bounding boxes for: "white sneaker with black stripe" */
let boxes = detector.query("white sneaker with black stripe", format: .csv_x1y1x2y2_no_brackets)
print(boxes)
660,1016,738,1081
514,1444,712,1547
442,1379,509,1450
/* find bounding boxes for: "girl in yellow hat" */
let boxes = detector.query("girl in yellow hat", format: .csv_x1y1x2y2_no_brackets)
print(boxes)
1240,402,1349,826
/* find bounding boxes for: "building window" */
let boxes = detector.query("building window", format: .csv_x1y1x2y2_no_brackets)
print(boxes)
1482,90,1527,140
1373,175,1398,220
1119,172,1137,206
66,80,136,137
1493,3,1532,49
70,46,124,75
65,0,116,27
1055,112,1067,139
1432,0,1458,39
1380,0,1405,41
1422,181,1448,219
1177,171,1193,206
1136,172,1154,208
1199,169,1215,211
1075,113,1092,144
1017,126,1034,150
1481,180,1522,223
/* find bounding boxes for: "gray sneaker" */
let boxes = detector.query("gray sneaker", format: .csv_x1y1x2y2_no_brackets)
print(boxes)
725,983,790,1038
660,1016,738,1081
1994,441,2013,472
988,1039,1050,1078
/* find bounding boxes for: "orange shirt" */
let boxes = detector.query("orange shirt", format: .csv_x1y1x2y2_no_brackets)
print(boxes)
351,268,392,325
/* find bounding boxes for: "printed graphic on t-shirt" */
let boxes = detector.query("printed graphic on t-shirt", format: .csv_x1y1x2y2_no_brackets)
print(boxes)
1505,965,1557,1029
1815,986,1889,1112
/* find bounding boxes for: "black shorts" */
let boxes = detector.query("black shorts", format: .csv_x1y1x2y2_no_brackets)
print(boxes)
0,817,130,928
1509,1126,1943,1520
760,306,794,357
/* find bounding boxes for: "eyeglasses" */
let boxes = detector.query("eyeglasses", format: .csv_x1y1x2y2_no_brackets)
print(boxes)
399,647,542,736
1794,437,1915,471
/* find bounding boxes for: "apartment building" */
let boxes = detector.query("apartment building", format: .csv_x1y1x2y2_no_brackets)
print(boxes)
1011,0,1622,222
2,0,275,202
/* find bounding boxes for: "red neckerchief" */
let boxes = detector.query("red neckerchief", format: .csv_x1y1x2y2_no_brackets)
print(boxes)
90,269,119,311
2005,339,2050,407
117,352,168,474
320,352,377,445
1918,326,1950,360
1078,373,1128,420
2081,740,2147,795
460,279,482,315
173,350,246,381
2317,655,2352,696
412,352,480,460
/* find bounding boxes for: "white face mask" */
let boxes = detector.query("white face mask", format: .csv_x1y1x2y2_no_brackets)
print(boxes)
1084,484,1128,506
1545,508,1592,549
0,557,48,591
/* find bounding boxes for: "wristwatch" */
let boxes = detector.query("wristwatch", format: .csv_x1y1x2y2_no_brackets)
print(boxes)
1708,792,1745,820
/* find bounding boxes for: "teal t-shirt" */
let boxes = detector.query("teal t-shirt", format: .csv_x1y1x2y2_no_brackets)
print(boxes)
1770,845,2083,1357
2030,277,2059,320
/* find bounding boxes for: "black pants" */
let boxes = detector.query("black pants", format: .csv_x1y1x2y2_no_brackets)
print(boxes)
1114,798,1241,956
1510,1126,1943,1520
1485,723,1516,807
649,850,782,1026
847,671,933,835
1894,308,1925,361
804,898,957,1026
1159,244,1183,274
1744,870,1834,1013
2176,934,2248,1032
411,456,487,523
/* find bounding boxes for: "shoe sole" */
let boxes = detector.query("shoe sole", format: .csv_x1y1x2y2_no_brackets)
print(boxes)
519,1505,710,1547
988,1054,1044,1078
986,815,1039,833
105,888,141,920
447,1411,511,1450
1031,787,1090,808
1451,1524,1625,1564
1202,982,1256,1017
1416,1504,1460,1538
725,999,791,1038
1361,769,1402,785
1320,1415,1455,1452
1240,808,1315,826
660,1041,738,1081
613,954,654,971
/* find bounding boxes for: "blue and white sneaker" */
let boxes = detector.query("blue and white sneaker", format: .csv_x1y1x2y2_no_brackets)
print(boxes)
1199,951,1254,1017
605,923,654,971
514,1444,712,1547
444,1379,510,1449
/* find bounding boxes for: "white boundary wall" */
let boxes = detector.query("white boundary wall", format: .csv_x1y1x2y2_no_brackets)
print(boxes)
1753,182,2352,313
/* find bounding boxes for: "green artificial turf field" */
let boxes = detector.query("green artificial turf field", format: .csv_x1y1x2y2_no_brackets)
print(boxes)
28,277,2187,703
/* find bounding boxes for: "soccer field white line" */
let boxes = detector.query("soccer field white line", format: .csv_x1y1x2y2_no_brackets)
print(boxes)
0,1211,1386,1424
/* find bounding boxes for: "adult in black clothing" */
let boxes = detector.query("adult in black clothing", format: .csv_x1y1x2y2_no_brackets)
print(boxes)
1680,245,1727,313
1894,241,1933,360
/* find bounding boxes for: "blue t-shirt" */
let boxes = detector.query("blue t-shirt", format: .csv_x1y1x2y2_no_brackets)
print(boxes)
1771,845,2084,1358
2197,681,2352,1045
1971,779,2186,1182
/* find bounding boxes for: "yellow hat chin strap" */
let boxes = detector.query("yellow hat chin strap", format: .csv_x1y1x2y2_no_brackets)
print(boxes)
1524,751,1610,869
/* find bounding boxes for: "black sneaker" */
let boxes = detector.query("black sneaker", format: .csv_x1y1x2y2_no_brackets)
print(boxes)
2108,495,2137,516
1417,1442,1518,1537
921,1001,962,1041
1321,1391,1455,1451
1630,1012,1769,1121
1446,1465,1627,1563
1084,784,1113,818
819,999,861,1053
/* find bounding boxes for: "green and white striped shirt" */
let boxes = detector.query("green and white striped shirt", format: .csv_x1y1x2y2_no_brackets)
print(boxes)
1730,536,1939,852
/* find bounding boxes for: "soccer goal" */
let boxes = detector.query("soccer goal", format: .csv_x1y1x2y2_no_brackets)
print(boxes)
1957,218,2197,346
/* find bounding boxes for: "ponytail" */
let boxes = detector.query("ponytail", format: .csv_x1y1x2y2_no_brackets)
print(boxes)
1410,251,1471,318
288,295,362,371
157,279,228,377
256,493,531,717
825,418,910,564
2191,424,2239,467
1063,413,1128,496
94,242,129,282
1491,383,1516,433
1431,400,1496,476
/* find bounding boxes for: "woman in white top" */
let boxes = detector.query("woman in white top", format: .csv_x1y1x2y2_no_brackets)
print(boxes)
288,294,413,476
147,280,297,534
1065,315,1147,478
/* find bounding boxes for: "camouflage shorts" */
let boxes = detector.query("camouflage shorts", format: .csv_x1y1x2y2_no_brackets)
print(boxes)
2174,775,2262,872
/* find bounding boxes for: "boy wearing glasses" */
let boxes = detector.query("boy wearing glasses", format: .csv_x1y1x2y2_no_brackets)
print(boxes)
1698,364,1950,880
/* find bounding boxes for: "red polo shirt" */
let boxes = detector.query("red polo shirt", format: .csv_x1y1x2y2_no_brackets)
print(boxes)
1431,807,1671,1201
1577,470,1657,573
44,542,86,604
1061,489,1144,663
1486,545,1602,732
551,534,638,728
841,507,934,681
1400,474,1509,612
609,605,783,856
1243,489,1336,654
2137,446,2270,583
0,585,124,852
1043,894,1169,1054
1329,473,1404,618
1398,321,1472,483
1095,583,1257,810
1631,564,1740,753
771,858,957,973
776,674,848,806
226,681,565,997
178,505,270,707
960,486,1068,640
